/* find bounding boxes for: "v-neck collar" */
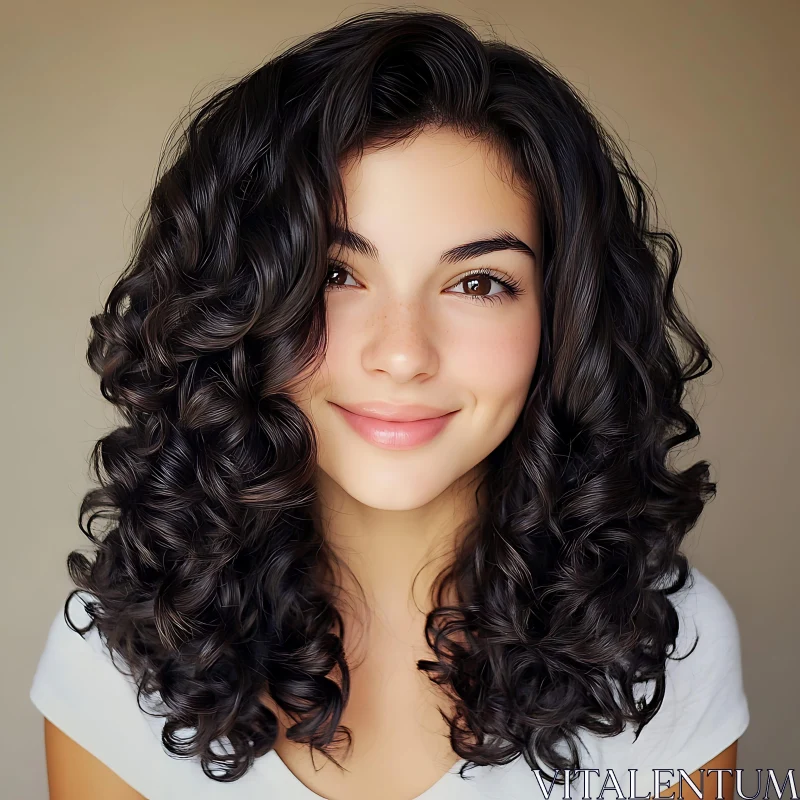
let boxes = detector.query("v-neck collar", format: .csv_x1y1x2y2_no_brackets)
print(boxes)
256,748,484,800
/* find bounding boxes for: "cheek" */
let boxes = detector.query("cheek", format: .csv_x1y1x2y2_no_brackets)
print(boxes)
449,313,540,404
317,303,359,390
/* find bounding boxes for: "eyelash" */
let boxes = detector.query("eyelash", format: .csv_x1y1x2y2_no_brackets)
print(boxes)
325,262,524,306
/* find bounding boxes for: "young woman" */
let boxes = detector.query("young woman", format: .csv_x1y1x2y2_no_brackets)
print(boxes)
29,9,749,800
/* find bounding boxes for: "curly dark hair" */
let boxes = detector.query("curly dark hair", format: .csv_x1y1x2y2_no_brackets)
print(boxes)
63,7,714,786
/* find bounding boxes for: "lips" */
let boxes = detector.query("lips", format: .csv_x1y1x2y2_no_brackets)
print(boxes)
329,402,459,450
332,401,456,422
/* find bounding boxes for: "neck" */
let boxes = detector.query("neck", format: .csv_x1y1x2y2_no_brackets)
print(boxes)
313,463,487,623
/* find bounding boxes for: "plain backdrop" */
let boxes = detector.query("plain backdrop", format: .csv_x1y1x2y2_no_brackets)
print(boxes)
2,1,797,797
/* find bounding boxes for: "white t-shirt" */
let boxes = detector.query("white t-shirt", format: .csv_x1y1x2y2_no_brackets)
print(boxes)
29,566,749,800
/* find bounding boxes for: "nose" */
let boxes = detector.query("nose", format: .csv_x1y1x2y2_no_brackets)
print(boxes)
361,298,440,383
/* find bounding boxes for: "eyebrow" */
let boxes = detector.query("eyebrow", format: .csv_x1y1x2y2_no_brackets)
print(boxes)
330,227,537,265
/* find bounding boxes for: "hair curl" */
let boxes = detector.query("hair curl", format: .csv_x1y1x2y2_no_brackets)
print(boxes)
64,7,715,786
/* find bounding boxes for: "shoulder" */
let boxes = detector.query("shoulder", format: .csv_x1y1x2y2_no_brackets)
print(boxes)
30,593,293,797
589,566,750,783
669,566,743,657
664,565,749,720
32,592,113,671
30,591,140,704
29,593,181,798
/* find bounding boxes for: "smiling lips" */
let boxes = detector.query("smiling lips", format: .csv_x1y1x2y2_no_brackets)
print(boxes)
329,402,459,450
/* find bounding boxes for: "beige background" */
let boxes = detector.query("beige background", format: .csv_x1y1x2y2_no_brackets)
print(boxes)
2,1,797,797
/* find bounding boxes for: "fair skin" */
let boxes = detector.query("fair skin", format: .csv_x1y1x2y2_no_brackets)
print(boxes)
42,127,738,799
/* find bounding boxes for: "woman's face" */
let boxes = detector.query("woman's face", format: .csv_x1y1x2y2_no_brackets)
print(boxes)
293,126,543,511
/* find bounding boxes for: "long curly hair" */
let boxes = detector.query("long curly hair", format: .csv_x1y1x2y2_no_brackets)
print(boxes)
63,7,714,785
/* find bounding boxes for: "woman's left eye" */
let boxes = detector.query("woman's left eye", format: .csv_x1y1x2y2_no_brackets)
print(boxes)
446,269,523,305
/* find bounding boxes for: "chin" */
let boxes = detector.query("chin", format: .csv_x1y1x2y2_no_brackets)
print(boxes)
334,470,454,511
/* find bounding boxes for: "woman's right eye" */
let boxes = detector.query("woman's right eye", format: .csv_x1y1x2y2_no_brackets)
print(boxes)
326,261,359,289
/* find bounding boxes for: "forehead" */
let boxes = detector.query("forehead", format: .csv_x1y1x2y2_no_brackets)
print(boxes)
336,128,537,259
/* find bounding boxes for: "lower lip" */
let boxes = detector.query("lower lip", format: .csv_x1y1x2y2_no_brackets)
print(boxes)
331,404,459,450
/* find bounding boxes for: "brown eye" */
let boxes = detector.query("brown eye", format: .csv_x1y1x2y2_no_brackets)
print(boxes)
446,268,523,305
326,261,357,288
460,274,493,296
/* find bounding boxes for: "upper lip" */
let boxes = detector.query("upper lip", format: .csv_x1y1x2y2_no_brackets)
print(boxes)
331,401,457,422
